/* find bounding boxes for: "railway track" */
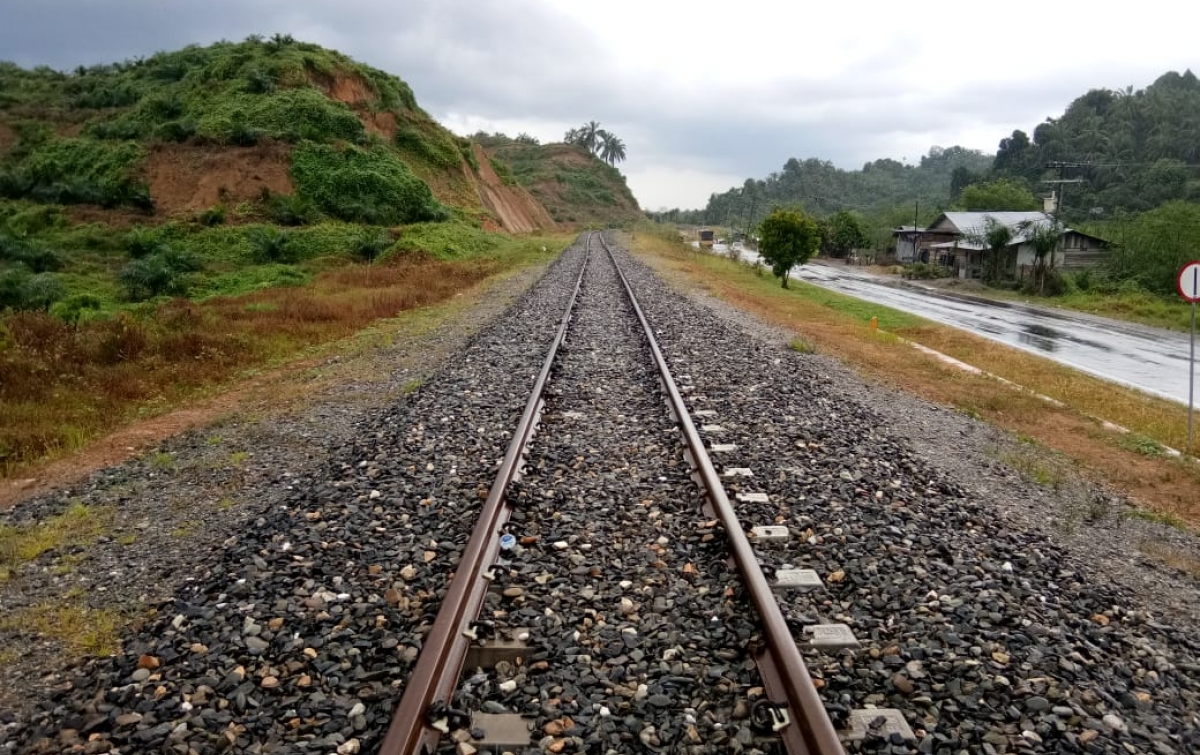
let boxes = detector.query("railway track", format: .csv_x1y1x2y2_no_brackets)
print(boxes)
381,233,862,754
8,232,1199,755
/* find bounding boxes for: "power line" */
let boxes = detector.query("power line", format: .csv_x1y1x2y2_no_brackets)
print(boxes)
1046,160,1200,169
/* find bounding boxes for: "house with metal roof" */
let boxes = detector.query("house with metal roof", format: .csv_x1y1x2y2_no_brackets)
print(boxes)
906,211,1108,279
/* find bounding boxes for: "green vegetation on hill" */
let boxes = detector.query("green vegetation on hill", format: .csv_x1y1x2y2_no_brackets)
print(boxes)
0,35,454,217
666,146,993,229
986,70,1200,220
0,36,579,475
475,132,641,225
291,141,445,225
664,146,994,251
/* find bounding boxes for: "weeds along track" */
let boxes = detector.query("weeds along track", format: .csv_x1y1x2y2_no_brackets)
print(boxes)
6,234,1200,755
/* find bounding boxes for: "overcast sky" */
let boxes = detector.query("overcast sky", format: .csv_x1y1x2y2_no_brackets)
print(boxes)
2,1,1196,209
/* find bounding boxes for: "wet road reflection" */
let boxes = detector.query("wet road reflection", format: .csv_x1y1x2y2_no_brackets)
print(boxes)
721,245,1189,404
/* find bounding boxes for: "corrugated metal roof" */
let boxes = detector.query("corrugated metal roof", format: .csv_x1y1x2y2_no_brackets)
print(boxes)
933,211,1090,246
938,211,1051,240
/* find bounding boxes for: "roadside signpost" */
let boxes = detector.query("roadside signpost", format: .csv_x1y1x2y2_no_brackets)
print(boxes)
1178,261,1200,454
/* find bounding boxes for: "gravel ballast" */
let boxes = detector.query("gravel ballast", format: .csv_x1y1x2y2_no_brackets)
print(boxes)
2,233,1199,755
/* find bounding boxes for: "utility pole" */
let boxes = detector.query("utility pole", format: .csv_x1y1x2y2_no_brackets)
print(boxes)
744,194,759,242
1044,161,1088,221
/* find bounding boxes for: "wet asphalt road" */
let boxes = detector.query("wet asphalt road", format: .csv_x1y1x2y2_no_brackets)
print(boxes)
720,244,1192,406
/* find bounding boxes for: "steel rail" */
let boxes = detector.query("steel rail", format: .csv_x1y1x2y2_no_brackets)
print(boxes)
378,234,593,755
598,233,846,755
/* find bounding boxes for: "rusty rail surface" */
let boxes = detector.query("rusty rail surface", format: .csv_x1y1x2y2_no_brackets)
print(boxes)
377,234,592,755
599,233,846,755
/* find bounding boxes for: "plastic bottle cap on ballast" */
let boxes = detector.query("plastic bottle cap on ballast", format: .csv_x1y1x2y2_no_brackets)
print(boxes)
499,534,517,551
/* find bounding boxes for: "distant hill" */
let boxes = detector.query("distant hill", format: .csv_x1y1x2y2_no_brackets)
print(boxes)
674,146,994,230
476,134,641,226
680,70,1200,231
988,70,1200,221
0,36,601,232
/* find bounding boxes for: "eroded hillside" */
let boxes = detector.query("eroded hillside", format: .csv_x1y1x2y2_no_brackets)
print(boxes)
0,37,562,233
479,135,642,226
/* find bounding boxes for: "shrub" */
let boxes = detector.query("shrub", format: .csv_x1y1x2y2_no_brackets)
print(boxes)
50,293,104,326
490,157,516,186
0,235,62,273
85,119,147,141
200,89,365,145
18,246,62,273
290,141,445,225
197,205,226,226
902,262,952,280
227,115,263,147
125,226,167,258
155,119,197,143
244,68,276,94
353,229,392,263
393,119,461,168
383,221,500,261
90,314,149,364
120,248,202,300
5,138,151,210
21,273,65,311
0,269,64,311
0,268,30,309
68,80,142,109
1022,270,1067,296
3,204,64,235
264,193,317,226
248,226,296,263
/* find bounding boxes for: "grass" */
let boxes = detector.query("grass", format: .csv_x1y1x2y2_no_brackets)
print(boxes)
1055,289,1195,332
627,225,1200,530
997,444,1066,488
0,231,567,478
1117,433,1168,457
0,599,125,657
0,502,110,581
1125,508,1187,529
788,336,815,354
170,520,199,538
1138,540,1200,577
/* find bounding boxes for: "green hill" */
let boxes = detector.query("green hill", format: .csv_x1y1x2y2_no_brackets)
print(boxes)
476,134,641,226
672,146,994,235
988,70,1200,220
0,35,529,226
0,36,604,474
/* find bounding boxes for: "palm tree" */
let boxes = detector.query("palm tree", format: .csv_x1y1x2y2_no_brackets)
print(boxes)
599,132,626,166
580,120,603,152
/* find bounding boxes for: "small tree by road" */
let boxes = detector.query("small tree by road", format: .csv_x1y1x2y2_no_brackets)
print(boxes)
827,210,869,258
982,218,1014,282
1025,221,1061,294
758,208,820,288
